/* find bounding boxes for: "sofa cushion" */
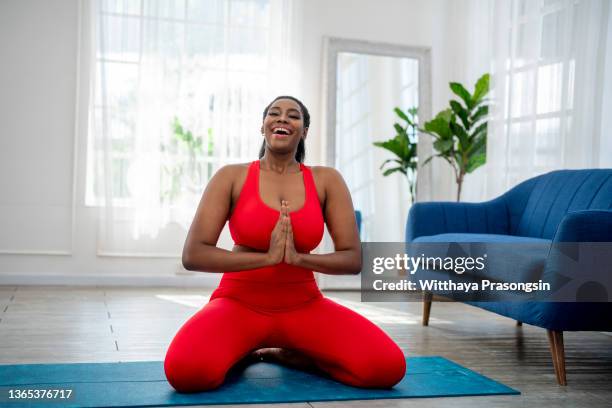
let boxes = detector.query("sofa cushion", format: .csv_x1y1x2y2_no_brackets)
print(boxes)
514,170,612,239
411,233,550,283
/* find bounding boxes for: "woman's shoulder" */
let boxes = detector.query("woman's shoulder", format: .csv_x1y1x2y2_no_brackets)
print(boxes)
308,164,344,179
220,162,252,171
308,165,346,189
213,162,252,183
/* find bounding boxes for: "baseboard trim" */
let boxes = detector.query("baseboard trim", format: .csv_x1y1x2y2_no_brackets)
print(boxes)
0,273,221,288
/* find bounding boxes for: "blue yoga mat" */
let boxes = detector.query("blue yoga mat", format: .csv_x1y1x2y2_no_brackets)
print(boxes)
0,356,519,407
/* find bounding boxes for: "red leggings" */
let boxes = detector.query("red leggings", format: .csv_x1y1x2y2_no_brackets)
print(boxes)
164,279,406,392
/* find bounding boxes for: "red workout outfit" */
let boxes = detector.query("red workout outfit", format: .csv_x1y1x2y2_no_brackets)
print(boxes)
164,160,406,392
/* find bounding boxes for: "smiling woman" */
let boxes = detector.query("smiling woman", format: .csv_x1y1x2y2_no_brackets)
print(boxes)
163,95,406,393
258,95,311,163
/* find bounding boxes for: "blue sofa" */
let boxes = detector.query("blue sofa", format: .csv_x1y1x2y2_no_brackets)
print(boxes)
406,169,612,385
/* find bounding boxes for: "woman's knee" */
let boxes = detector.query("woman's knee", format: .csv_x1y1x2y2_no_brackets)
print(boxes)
377,348,407,387
164,352,227,393
344,346,406,388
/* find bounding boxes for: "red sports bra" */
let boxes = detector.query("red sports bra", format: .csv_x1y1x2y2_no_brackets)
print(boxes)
228,159,325,256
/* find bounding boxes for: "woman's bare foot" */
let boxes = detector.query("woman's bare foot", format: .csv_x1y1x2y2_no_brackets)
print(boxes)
250,348,320,373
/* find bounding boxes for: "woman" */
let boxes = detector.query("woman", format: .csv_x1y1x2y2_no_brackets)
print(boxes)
164,95,406,392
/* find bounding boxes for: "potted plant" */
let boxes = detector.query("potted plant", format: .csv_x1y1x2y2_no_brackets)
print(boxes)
421,73,490,201
160,117,214,203
373,106,419,204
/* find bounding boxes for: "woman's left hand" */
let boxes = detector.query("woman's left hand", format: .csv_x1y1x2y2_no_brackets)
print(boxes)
282,201,300,265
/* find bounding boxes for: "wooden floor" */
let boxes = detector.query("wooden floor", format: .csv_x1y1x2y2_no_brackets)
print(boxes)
1,285,611,407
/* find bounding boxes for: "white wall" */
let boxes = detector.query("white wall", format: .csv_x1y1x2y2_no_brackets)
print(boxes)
0,0,210,286
0,0,475,286
598,0,612,167
0,0,76,255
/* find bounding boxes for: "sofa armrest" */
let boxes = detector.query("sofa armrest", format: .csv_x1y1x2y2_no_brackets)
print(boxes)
405,198,510,242
552,210,612,243
541,210,612,302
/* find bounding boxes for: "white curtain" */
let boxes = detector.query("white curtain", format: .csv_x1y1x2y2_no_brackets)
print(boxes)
484,0,610,198
86,0,302,256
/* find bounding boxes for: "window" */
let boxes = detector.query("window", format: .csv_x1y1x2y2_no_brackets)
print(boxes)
86,0,277,208
497,0,578,185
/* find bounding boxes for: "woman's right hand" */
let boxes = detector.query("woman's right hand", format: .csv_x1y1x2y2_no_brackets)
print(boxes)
267,200,289,265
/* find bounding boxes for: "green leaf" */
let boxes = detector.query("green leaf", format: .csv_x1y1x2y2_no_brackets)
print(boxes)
470,121,488,140
450,100,470,130
438,108,454,122
394,107,409,123
454,151,464,170
464,129,486,173
380,159,405,170
450,82,473,110
450,121,469,149
466,151,486,173
433,138,453,153
423,109,453,139
470,105,489,123
472,73,490,103
382,167,406,176
185,131,194,143
409,143,417,158
466,132,486,156
393,123,406,136
475,96,494,105
374,109,419,181
172,117,184,135
422,153,450,167
373,138,405,159
378,158,396,170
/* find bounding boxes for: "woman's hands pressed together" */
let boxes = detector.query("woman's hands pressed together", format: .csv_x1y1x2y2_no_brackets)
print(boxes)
266,200,300,266
282,201,300,265
266,201,288,265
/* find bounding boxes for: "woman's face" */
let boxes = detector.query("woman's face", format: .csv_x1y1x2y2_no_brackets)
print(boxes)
261,98,308,155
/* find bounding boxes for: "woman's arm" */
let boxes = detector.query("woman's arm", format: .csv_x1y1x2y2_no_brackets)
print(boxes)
182,165,287,272
288,167,362,275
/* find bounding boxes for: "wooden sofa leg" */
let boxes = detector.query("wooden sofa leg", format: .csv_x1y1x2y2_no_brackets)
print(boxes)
422,292,433,326
547,329,567,385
